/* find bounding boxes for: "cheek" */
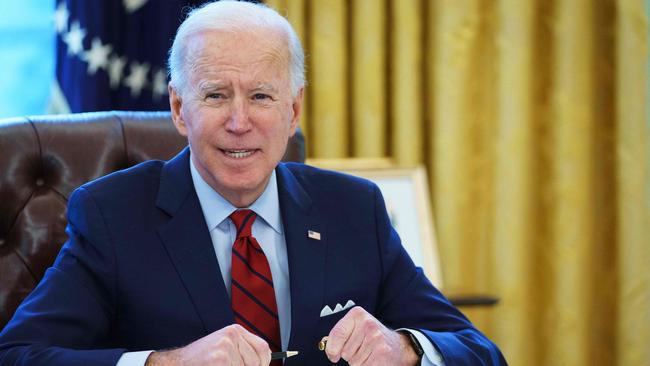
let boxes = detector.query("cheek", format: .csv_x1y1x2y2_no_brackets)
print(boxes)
266,122,293,147
257,106,294,132
184,108,222,138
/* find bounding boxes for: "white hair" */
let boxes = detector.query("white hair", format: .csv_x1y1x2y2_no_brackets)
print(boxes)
168,0,305,96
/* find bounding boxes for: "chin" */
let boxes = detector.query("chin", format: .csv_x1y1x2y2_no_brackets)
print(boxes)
220,173,267,195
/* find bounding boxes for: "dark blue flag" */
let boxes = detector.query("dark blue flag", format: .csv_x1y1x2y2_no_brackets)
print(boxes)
53,0,205,112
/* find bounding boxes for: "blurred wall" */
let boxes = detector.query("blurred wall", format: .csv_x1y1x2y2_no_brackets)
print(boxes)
0,1,54,118
265,0,650,365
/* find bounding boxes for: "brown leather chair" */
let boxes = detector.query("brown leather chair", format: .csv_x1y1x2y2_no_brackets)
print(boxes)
0,111,305,330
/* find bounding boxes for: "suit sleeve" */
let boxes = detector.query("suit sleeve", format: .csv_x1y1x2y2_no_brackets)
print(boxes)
371,185,507,366
0,187,126,366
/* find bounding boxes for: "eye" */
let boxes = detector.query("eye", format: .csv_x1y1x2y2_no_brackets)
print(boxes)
252,93,272,101
205,92,226,100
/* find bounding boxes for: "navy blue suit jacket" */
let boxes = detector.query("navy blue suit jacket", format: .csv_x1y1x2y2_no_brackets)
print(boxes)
0,148,506,365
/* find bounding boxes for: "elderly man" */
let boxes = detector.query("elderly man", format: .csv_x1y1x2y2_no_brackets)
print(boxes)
0,1,506,366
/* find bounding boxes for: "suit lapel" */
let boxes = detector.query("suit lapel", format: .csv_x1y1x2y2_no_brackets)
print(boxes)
154,156,327,354
276,164,327,361
156,148,233,334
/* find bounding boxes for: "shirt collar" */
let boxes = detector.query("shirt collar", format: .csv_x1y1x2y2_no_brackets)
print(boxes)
189,156,283,234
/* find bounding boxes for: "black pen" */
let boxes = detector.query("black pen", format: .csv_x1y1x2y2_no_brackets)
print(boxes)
271,351,299,360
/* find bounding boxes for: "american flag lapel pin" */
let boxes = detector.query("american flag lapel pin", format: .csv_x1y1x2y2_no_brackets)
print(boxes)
308,230,321,240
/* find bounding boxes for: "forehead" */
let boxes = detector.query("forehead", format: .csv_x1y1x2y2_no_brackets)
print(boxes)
186,29,290,82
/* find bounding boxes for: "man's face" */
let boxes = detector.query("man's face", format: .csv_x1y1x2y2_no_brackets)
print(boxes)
169,29,303,207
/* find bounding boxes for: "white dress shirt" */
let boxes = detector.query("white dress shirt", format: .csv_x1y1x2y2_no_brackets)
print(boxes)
117,159,444,365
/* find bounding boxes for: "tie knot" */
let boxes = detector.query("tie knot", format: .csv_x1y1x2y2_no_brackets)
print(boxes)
229,209,257,238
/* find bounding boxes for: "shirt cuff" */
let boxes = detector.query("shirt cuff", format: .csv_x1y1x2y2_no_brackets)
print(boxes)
115,350,154,366
398,328,446,366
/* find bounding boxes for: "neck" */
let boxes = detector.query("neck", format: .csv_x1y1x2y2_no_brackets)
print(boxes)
220,187,266,208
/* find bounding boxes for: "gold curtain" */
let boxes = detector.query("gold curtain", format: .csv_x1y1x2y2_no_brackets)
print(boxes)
266,0,650,365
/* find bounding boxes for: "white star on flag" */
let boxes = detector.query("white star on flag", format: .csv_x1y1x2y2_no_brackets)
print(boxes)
123,0,149,13
54,2,69,34
152,69,168,100
108,54,127,89
83,38,113,75
124,61,150,97
63,21,86,56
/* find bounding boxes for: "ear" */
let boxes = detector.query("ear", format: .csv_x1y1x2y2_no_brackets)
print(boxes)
169,84,188,137
289,87,304,136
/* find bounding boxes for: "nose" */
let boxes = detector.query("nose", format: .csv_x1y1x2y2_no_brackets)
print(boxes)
225,97,252,134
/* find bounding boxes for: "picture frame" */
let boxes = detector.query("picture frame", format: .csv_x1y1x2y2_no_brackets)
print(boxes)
306,158,443,287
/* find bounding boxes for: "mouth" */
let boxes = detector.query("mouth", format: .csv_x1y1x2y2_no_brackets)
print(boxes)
220,148,258,159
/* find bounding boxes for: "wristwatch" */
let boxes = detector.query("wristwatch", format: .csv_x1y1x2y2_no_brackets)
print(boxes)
398,330,424,360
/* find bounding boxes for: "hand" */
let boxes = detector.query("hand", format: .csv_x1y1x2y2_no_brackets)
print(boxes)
325,306,420,366
145,324,272,366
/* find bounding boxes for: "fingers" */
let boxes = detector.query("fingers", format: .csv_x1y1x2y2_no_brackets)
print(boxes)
326,306,363,363
169,324,273,366
239,328,272,366
347,338,372,366
325,307,404,366
211,339,241,366
219,326,244,366
222,324,271,366
235,332,258,366
345,321,376,366
340,321,364,361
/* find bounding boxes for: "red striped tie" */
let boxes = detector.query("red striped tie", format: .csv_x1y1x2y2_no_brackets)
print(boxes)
230,210,282,365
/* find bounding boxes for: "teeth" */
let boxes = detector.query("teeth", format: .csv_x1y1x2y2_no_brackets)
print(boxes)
225,149,254,158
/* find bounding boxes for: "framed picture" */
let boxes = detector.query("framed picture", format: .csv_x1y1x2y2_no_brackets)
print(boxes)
306,158,443,287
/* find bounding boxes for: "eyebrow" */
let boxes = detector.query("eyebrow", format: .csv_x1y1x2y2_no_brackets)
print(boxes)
252,83,278,93
197,81,229,92
195,81,278,94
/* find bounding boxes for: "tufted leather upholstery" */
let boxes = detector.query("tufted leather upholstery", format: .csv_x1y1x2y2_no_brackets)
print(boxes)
0,111,306,329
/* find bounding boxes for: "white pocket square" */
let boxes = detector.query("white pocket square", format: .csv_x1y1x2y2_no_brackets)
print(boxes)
320,300,356,317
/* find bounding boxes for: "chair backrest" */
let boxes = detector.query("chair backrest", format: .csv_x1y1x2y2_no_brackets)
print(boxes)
0,111,305,329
